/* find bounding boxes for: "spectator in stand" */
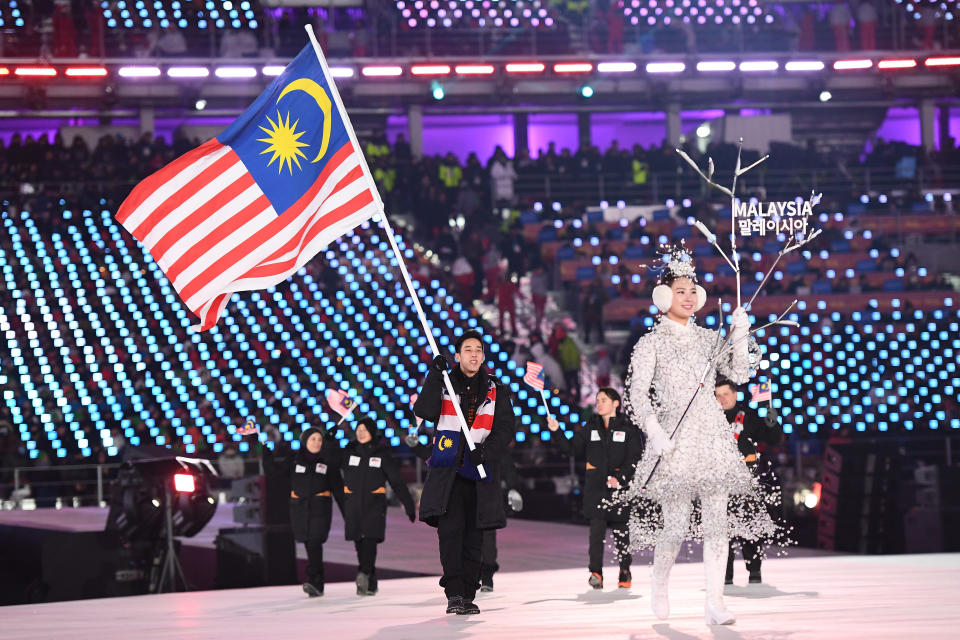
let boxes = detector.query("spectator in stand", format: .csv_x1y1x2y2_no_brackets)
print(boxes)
830,0,852,52
489,147,517,208
497,272,520,338
554,326,582,403
529,335,566,392
218,445,246,481
529,266,549,334
857,0,877,50
581,280,609,345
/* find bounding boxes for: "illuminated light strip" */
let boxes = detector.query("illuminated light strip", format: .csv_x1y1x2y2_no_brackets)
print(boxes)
362,65,402,77
455,64,495,75
262,65,285,76
696,60,736,72
505,62,545,73
785,60,825,72
330,67,354,78
65,67,108,77
411,64,452,76
118,66,161,78
214,66,258,79
925,56,960,67
877,59,917,70
646,62,685,74
553,62,593,73
739,60,779,72
167,66,210,78
0,67,8,76
833,59,873,70
14,67,57,77
597,61,637,73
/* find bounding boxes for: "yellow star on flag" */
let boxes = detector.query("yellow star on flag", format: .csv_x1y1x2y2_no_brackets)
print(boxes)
257,109,309,175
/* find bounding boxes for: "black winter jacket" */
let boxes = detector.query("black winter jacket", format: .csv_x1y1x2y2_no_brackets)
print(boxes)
553,413,644,522
341,438,415,541
413,366,515,529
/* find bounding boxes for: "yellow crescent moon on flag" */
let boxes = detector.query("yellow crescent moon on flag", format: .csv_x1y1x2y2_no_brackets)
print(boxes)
438,436,453,451
277,77,332,163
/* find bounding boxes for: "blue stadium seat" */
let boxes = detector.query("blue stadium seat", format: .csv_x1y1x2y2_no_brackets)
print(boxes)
831,240,851,253
856,259,878,273
576,266,596,281
519,211,539,224
624,245,646,259
694,244,713,257
787,261,808,275
883,279,906,292
672,226,691,240
538,227,557,242
556,246,575,261
652,208,671,221
585,210,604,223
812,280,833,294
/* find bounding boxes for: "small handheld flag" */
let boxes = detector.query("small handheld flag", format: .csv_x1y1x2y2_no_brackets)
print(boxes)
237,418,259,436
523,361,553,420
749,381,772,403
523,362,546,390
326,388,357,424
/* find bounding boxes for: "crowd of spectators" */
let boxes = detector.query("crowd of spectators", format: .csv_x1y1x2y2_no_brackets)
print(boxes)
0,1,955,60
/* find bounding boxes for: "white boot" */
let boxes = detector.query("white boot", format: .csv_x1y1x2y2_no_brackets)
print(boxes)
704,537,736,625
651,541,679,620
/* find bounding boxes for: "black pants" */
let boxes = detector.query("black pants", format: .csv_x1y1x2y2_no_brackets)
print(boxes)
304,537,325,588
588,517,632,575
727,539,761,578
480,529,498,583
437,474,483,601
355,537,379,586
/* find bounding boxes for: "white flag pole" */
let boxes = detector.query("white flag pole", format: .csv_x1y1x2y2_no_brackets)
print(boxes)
304,25,486,478
538,388,553,421
335,401,358,426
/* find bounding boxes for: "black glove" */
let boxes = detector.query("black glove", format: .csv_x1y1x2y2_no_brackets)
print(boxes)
763,408,779,428
431,355,451,373
468,446,485,467
405,504,416,523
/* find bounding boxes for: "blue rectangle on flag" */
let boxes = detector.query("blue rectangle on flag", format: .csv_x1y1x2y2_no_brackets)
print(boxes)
427,430,460,468
217,45,352,215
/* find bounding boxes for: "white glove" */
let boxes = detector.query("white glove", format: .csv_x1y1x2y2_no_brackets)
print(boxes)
404,433,419,448
730,306,750,341
644,414,675,457
507,489,523,512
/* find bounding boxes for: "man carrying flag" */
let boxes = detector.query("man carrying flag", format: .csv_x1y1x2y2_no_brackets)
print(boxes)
413,330,515,615
116,43,378,330
714,377,783,585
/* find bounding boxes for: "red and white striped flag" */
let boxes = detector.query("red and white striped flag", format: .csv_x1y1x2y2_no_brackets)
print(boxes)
116,44,379,330
326,389,356,417
749,381,773,403
524,362,546,390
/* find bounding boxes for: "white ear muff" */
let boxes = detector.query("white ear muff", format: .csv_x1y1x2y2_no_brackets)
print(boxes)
695,285,707,312
652,284,673,313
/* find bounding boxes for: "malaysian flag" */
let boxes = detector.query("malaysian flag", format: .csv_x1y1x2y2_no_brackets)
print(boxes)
326,388,356,417
750,381,773,403
523,362,546,391
116,43,379,330
236,418,259,436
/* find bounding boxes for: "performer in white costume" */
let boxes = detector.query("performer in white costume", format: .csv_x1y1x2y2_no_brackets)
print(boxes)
618,245,776,626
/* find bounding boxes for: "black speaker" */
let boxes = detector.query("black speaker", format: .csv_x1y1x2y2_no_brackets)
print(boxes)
817,443,903,553
40,531,152,602
215,526,297,588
